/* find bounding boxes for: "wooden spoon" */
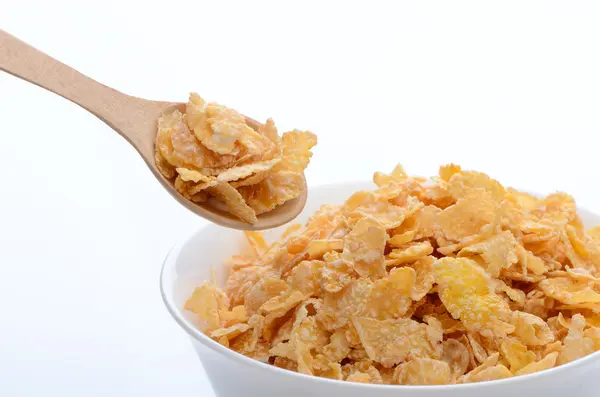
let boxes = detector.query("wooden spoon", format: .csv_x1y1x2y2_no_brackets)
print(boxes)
0,30,307,230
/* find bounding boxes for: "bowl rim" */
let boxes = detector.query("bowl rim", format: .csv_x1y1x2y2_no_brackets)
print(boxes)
160,180,600,391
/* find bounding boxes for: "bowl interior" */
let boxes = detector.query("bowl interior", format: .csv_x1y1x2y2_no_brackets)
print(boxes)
162,180,600,356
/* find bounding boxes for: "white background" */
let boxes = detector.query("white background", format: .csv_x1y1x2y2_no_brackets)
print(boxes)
1,1,600,396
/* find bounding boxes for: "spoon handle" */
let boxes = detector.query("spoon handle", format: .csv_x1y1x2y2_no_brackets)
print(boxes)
0,29,166,151
0,30,129,119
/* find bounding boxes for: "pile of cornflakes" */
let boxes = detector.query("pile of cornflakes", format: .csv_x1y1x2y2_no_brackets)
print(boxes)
155,93,317,223
184,164,600,385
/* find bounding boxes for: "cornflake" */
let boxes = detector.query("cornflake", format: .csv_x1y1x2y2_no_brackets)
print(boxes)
352,316,442,367
441,339,470,379
539,277,600,305
342,217,387,279
510,311,555,346
499,338,536,372
394,358,452,385
366,267,414,319
386,241,433,267
458,231,518,277
436,190,497,241
155,93,316,223
515,352,559,376
433,258,514,337
557,314,595,365
184,163,600,385
185,282,229,332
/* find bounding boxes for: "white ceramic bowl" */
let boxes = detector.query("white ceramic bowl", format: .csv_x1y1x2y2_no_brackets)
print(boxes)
161,181,600,397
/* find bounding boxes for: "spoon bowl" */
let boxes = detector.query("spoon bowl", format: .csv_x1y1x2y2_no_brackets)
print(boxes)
0,29,307,230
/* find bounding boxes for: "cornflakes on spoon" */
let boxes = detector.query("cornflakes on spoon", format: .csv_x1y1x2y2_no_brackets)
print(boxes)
155,93,317,224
